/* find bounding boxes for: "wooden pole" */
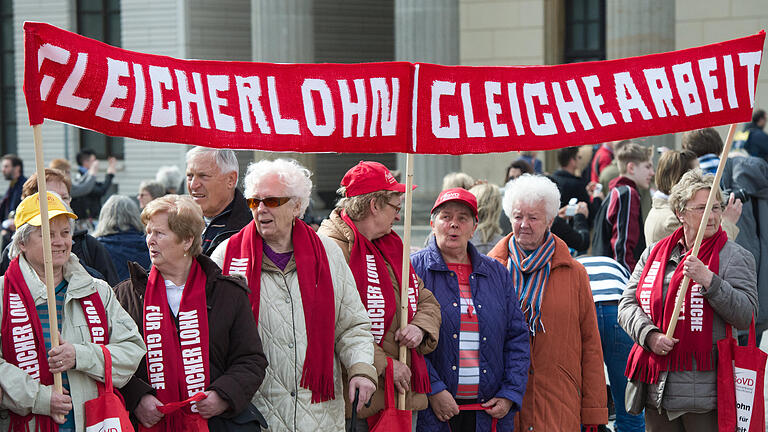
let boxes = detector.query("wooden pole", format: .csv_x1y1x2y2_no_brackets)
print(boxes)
398,153,415,410
32,125,65,423
665,123,738,338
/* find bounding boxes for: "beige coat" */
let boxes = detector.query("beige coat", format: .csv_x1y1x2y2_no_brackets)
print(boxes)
318,210,442,418
212,234,377,432
0,254,146,432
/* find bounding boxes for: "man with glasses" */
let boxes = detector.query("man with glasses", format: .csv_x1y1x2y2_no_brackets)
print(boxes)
186,146,251,255
319,161,442,431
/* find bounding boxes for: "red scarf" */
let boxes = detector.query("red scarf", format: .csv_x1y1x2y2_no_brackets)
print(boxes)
142,259,209,431
340,211,430,394
625,227,727,384
223,219,336,403
1,257,108,432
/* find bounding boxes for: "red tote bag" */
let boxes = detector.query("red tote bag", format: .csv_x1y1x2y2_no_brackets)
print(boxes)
717,318,767,432
366,357,412,432
84,345,135,432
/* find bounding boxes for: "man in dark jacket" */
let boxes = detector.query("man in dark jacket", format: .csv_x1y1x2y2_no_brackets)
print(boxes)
0,154,26,249
185,147,251,255
592,142,654,273
743,109,768,159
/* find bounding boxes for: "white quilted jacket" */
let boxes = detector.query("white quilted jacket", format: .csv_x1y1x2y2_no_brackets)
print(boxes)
212,234,376,431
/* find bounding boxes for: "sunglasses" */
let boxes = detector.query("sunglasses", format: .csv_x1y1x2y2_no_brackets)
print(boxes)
247,196,292,209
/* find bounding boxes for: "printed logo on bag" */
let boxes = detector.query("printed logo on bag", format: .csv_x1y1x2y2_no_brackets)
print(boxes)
734,366,758,431
85,417,121,432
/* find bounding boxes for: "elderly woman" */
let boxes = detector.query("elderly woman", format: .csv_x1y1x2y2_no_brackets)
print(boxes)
318,160,441,430
211,158,377,431
410,188,530,432
115,195,267,430
645,150,741,243
137,180,166,209
0,192,145,431
93,195,151,281
487,174,608,431
618,169,758,431
468,183,505,255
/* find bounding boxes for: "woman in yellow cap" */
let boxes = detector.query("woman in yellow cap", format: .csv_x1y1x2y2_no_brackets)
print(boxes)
0,192,145,432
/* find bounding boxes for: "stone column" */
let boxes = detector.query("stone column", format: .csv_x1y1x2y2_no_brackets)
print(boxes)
606,0,676,150
251,0,316,171
395,0,460,221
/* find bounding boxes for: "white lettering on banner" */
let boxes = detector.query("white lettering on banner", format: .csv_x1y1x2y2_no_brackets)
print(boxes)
235,76,272,134
302,78,335,136
642,67,679,118
689,284,704,331
431,81,458,139
485,81,508,137
582,75,616,127
370,77,399,137
723,55,739,109
523,82,558,136
672,62,703,116
38,44,70,101
338,79,367,138
461,83,485,137
57,52,91,111
175,70,210,128
207,75,236,132
178,310,206,396
365,254,386,343
734,366,758,432
614,72,652,122
95,57,129,122
506,83,526,135
267,76,300,135
8,294,40,380
148,66,177,127
698,57,724,112
739,51,762,107
552,79,593,133
129,63,147,124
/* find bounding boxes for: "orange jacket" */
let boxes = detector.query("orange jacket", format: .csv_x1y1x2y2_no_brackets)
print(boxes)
488,233,608,431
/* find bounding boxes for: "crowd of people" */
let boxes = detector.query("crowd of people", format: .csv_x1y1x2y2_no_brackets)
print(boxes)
0,113,765,432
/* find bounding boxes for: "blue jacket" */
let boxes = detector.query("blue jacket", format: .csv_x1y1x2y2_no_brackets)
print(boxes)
96,229,150,282
411,237,530,432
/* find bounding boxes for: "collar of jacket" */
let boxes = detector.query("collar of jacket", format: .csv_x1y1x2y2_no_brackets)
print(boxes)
126,254,250,301
488,232,575,271
210,188,252,230
423,235,492,277
17,253,97,303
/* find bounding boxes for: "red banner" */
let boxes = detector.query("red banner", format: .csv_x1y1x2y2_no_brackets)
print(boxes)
23,22,765,154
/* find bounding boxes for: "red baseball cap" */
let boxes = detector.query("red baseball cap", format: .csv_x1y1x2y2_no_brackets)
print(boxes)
431,188,478,219
341,161,416,197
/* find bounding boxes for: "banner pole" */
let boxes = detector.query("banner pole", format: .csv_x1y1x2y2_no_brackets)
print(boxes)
665,123,738,338
32,125,65,423
398,153,415,410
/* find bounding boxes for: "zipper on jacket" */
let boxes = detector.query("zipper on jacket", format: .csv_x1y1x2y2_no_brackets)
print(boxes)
280,272,300,432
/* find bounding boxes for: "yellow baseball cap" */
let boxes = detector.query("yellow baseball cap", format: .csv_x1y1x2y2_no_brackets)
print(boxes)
14,192,77,228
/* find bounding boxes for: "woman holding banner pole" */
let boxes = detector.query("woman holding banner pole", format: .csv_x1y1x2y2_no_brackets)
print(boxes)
318,160,442,431
0,192,145,432
618,168,757,431
115,195,267,430
211,159,377,431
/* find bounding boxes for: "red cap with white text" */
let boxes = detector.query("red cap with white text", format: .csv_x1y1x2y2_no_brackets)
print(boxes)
341,161,417,197
431,187,478,219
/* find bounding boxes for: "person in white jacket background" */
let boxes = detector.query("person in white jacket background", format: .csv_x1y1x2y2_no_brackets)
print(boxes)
212,158,377,431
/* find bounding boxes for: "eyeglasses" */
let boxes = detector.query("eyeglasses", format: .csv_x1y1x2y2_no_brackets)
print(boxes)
247,196,292,209
684,205,723,214
385,202,402,214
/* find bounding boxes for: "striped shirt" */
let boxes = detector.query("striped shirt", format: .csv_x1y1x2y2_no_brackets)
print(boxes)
698,153,720,175
576,256,630,303
36,280,74,429
447,262,479,399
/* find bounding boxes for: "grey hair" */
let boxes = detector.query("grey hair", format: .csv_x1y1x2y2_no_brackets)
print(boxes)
185,147,239,188
668,168,723,215
503,174,560,223
469,183,502,243
244,158,312,217
92,195,144,237
335,187,401,221
139,180,166,199
155,165,184,192
442,172,475,191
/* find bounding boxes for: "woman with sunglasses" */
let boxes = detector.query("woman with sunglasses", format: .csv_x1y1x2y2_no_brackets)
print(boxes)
211,158,377,431
318,161,442,431
618,169,757,431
